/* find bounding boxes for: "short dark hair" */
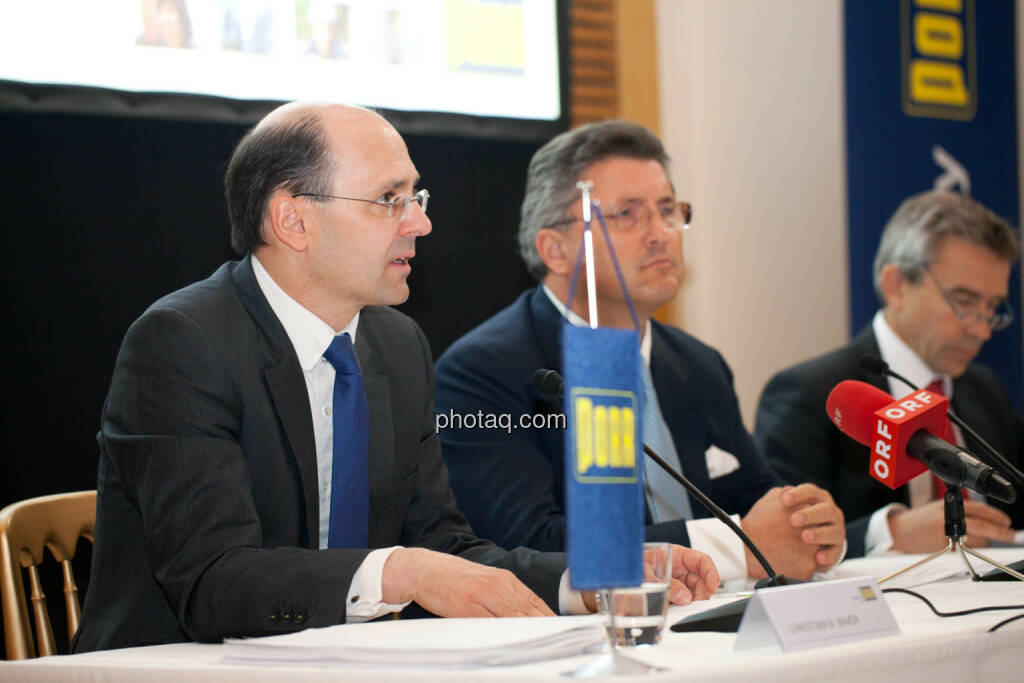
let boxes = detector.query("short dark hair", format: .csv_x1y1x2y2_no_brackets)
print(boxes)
224,114,333,254
873,190,1019,299
518,120,671,279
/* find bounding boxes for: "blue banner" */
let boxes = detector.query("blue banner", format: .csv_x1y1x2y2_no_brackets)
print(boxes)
845,0,1021,405
563,322,644,590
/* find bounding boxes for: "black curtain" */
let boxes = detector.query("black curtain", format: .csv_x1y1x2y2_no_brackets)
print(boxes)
0,109,538,510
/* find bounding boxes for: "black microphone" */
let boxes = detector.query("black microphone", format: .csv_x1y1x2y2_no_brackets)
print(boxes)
915,436,1017,503
531,369,564,398
532,368,804,631
859,353,1024,490
858,353,890,378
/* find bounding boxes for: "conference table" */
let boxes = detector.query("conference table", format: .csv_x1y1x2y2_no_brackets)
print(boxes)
4,549,1022,682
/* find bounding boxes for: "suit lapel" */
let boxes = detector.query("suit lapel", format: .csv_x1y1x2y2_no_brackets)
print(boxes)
231,256,321,546
650,327,711,495
850,326,889,391
352,312,395,548
951,375,1000,456
528,288,565,372
532,289,712,510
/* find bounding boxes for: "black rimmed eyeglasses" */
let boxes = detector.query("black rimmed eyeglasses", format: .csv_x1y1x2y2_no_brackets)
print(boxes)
292,188,429,221
925,267,1014,331
546,200,692,233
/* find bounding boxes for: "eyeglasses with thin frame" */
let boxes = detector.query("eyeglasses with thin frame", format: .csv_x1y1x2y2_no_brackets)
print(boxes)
546,200,693,232
292,188,430,221
924,266,1014,331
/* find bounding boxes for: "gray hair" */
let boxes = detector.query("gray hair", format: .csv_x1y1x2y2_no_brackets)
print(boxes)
518,120,670,279
873,190,1018,299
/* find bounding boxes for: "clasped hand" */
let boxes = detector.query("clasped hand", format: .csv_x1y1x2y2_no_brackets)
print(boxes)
742,484,846,580
888,498,1015,553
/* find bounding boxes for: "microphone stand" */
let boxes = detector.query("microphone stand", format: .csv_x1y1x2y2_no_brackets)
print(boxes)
879,487,1024,584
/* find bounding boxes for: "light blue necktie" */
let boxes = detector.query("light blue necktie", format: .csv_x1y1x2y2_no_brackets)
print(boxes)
641,364,693,523
323,333,370,548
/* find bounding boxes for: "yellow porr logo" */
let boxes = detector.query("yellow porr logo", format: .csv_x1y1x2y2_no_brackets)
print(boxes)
901,0,976,120
571,388,639,483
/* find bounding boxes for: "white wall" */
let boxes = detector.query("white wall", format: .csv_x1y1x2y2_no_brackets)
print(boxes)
656,0,848,428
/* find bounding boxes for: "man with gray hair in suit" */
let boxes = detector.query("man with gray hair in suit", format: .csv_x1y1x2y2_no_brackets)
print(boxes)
436,120,846,584
756,190,1022,557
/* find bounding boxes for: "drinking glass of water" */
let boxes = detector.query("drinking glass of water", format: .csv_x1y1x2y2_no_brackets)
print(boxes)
598,542,672,647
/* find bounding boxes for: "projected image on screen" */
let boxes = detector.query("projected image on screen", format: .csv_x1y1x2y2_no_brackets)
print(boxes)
0,0,560,121
138,0,193,49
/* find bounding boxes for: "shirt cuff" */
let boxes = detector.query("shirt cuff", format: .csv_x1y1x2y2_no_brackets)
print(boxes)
686,515,746,583
559,569,591,615
865,503,908,556
345,546,412,623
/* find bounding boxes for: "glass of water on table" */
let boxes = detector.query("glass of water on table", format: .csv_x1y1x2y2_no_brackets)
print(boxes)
565,542,672,677
598,542,672,647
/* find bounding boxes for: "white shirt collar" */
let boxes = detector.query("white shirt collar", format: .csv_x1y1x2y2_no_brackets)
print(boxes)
872,309,951,398
251,255,359,372
541,283,652,365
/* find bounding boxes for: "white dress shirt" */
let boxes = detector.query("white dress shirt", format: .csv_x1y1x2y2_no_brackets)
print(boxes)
252,255,407,621
542,285,749,582
864,310,959,555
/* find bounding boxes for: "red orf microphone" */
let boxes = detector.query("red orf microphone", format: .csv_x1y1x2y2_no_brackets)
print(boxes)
825,380,949,489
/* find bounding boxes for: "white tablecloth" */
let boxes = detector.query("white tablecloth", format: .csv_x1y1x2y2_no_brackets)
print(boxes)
4,549,1023,682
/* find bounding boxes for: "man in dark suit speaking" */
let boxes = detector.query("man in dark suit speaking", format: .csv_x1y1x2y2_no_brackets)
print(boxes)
755,191,1022,557
435,120,845,584
73,103,720,652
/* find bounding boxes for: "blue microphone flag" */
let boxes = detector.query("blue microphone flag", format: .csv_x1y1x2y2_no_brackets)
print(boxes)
563,322,644,590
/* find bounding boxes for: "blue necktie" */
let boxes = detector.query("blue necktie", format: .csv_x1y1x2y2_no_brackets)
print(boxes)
323,333,370,548
641,364,693,523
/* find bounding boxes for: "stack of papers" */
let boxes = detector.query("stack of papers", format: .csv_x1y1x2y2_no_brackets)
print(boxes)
221,615,607,669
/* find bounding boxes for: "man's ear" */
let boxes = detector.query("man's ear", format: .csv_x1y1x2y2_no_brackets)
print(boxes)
266,191,309,252
879,264,905,310
535,228,573,276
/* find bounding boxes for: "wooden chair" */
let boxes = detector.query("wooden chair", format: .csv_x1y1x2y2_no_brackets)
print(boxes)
0,490,96,660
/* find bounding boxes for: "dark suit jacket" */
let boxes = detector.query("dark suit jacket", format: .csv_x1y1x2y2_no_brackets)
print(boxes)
73,258,564,652
434,287,780,552
754,325,1024,557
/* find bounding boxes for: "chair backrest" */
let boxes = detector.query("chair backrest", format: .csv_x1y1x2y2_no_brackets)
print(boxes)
0,490,96,660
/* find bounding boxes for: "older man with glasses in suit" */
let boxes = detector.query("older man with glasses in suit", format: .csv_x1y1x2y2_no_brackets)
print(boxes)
756,190,1022,557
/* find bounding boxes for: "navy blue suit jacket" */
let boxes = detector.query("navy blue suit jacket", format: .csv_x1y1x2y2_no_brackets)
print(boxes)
435,287,780,551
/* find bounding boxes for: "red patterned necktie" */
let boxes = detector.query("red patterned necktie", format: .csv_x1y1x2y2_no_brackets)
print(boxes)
924,378,966,499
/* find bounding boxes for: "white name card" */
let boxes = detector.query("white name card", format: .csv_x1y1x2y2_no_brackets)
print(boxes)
734,577,900,652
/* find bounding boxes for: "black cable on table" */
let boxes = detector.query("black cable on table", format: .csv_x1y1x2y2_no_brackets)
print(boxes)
987,613,1024,632
881,588,1024,617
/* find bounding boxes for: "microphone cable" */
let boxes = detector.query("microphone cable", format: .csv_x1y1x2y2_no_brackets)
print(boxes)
987,612,1024,632
881,587,1024,632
